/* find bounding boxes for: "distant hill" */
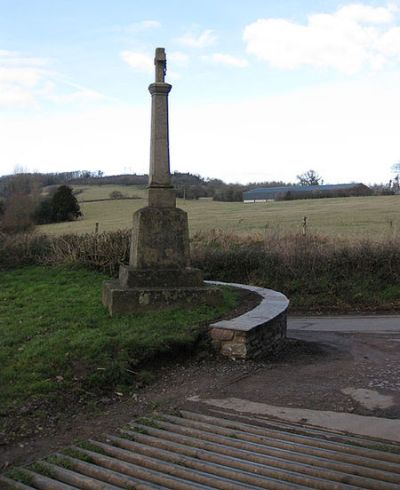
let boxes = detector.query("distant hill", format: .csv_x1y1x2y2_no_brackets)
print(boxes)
1,169,392,203
0,170,292,202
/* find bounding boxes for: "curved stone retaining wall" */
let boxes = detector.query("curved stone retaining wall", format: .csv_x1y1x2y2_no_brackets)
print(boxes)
206,281,289,360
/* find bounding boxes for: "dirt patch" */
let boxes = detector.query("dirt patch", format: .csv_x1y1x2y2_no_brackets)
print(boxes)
341,387,394,410
2,314,400,472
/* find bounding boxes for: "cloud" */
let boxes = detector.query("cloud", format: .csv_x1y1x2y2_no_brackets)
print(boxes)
0,85,35,108
202,53,248,68
0,50,50,107
170,76,400,184
168,51,189,65
243,3,400,73
2,75,399,185
0,105,150,177
47,88,106,104
337,3,396,23
177,29,217,48
0,49,106,108
0,49,13,55
0,54,48,67
0,66,45,87
120,51,153,73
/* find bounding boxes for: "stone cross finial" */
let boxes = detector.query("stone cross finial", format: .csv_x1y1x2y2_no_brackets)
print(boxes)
155,47,166,82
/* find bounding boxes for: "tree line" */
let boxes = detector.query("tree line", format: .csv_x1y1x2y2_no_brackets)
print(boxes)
0,168,395,234
0,171,82,233
0,170,291,203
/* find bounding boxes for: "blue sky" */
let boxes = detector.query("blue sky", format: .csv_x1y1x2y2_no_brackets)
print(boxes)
1,0,400,184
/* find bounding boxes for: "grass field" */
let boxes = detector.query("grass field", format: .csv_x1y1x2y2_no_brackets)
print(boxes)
37,185,400,239
73,184,147,201
0,265,237,441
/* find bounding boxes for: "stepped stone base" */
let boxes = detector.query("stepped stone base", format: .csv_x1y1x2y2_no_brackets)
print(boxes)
102,280,224,316
103,199,215,315
119,265,203,288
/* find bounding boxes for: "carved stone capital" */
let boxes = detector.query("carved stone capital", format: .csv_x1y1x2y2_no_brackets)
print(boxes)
148,82,172,95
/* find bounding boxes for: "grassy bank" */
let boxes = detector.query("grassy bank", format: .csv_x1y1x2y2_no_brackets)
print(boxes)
37,189,400,240
2,229,400,313
0,266,237,435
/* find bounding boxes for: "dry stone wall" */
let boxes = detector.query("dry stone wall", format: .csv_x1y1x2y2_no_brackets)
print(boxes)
207,282,288,360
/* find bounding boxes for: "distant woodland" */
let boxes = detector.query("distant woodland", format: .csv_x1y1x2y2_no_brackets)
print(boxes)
0,169,291,202
0,169,394,234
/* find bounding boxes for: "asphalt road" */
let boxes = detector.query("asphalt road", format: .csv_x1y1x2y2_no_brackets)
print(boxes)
288,315,400,333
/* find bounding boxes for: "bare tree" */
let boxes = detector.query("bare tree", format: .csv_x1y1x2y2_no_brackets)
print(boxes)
1,192,35,232
391,162,400,191
0,169,40,233
296,169,323,186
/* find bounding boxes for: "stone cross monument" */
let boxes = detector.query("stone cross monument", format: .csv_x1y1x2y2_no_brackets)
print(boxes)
102,47,222,315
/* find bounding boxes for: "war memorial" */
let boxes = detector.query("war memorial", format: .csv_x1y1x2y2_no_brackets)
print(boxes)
102,48,224,315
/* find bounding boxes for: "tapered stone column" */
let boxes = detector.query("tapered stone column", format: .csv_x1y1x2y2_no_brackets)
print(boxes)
149,83,172,188
102,47,223,315
147,51,176,208
129,48,190,271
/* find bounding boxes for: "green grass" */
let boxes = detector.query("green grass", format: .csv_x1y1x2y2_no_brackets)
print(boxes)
0,266,237,415
37,186,400,239
4,468,34,486
62,447,95,463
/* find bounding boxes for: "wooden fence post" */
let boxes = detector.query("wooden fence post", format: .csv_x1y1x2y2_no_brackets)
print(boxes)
302,216,307,236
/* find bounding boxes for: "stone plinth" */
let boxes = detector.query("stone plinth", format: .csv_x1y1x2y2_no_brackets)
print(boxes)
129,206,190,269
207,281,288,360
119,265,203,288
103,281,223,315
101,204,216,316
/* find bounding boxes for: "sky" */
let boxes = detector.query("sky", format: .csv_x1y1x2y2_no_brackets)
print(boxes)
1,0,400,184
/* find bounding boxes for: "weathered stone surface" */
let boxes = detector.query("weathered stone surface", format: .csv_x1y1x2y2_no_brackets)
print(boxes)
208,281,289,332
233,331,247,341
154,47,166,82
102,280,224,316
148,187,176,208
148,80,172,188
129,207,190,269
221,342,248,358
207,281,288,360
209,328,234,341
119,265,203,288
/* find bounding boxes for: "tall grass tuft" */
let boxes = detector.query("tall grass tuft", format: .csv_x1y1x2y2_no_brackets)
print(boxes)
0,230,130,275
0,232,51,269
42,230,130,275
